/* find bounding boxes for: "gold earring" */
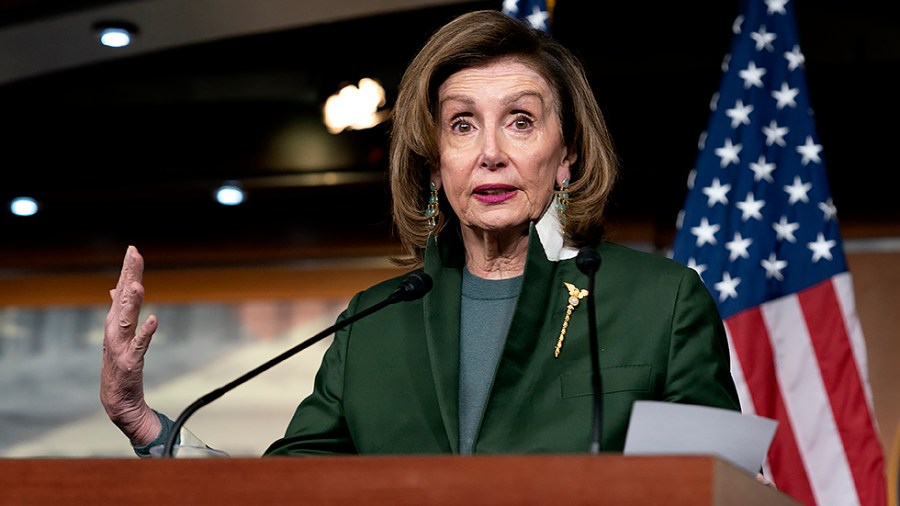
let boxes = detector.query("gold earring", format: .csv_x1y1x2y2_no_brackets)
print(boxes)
425,182,440,231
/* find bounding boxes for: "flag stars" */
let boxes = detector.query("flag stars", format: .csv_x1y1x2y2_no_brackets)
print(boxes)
504,3,550,34
808,232,836,262
726,232,753,261
709,92,720,113
703,178,731,207
749,155,776,183
501,0,519,15
714,272,741,301
762,120,789,147
673,3,848,315
715,138,742,168
765,0,789,15
751,25,777,52
525,5,550,31
732,15,745,35
731,14,745,34
773,215,800,242
691,217,720,247
726,99,754,128
736,192,766,221
796,136,823,165
772,82,800,109
784,45,805,71
761,252,788,281
739,61,766,89
819,198,838,221
784,175,812,204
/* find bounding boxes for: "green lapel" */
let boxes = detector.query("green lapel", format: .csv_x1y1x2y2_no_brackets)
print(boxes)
505,225,558,357
423,234,463,453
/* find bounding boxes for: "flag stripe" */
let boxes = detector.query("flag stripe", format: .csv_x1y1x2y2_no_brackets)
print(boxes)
726,308,816,505
762,291,859,506
833,273,876,408
723,322,777,487
832,272,885,506
799,279,886,506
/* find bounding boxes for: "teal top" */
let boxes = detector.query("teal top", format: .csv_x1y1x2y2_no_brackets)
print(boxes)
458,269,522,455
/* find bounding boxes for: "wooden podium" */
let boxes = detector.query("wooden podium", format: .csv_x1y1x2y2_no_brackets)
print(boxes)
1,454,800,505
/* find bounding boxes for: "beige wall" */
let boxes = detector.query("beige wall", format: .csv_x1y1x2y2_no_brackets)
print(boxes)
847,250,900,458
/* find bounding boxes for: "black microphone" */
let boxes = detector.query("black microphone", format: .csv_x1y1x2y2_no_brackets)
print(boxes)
386,271,433,303
576,247,602,454
162,271,433,457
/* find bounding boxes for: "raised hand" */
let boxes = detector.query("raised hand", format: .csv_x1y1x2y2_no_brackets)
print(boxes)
100,246,161,446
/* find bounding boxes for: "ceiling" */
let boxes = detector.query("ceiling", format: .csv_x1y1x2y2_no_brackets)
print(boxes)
0,0,898,274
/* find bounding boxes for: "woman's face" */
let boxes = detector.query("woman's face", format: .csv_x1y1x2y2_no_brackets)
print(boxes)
433,58,574,240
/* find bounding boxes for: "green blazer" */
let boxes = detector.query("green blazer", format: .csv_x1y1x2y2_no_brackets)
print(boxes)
264,226,739,456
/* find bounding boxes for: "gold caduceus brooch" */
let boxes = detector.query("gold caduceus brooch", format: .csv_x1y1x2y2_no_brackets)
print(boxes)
554,282,589,358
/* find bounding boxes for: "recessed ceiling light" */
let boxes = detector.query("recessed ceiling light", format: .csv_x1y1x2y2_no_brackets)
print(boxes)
9,196,39,217
216,183,245,206
93,21,138,48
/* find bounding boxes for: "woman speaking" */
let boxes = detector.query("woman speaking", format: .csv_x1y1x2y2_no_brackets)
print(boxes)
101,9,739,457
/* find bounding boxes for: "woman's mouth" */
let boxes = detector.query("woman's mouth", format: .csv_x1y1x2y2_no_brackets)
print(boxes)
473,185,517,204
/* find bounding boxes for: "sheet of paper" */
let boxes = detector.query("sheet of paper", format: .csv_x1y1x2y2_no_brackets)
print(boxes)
623,400,777,475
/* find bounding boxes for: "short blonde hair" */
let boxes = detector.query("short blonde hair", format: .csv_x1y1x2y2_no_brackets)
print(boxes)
390,9,619,266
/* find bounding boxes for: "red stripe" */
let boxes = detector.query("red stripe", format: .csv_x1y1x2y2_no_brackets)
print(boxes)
798,279,886,506
725,308,817,505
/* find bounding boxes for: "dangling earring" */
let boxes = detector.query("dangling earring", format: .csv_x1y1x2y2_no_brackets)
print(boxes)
425,182,440,231
556,178,569,227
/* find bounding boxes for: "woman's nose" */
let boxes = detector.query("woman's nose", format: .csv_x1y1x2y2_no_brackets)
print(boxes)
478,129,508,170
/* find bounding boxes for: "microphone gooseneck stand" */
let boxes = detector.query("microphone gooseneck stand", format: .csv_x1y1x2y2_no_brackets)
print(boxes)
161,272,433,458
576,247,602,454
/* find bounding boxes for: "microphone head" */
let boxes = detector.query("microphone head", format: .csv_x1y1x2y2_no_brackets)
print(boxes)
576,247,601,275
389,272,434,302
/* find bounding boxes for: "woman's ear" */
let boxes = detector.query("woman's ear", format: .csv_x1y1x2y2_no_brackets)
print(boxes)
430,166,442,190
557,151,576,185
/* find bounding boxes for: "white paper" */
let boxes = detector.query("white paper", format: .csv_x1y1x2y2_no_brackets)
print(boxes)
623,400,777,475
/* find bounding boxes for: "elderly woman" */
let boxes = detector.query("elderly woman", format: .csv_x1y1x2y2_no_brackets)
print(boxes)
102,10,739,457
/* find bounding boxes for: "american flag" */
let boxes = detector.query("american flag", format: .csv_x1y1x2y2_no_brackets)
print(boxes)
671,1,886,504
501,0,552,34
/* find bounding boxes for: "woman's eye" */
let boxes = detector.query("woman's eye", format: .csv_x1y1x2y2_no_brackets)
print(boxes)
513,116,533,130
451,119,472,133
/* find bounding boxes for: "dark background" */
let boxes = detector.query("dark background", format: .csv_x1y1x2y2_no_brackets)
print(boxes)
0,0,896,273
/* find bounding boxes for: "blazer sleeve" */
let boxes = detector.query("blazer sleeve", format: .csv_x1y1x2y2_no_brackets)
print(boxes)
663,268,741,411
